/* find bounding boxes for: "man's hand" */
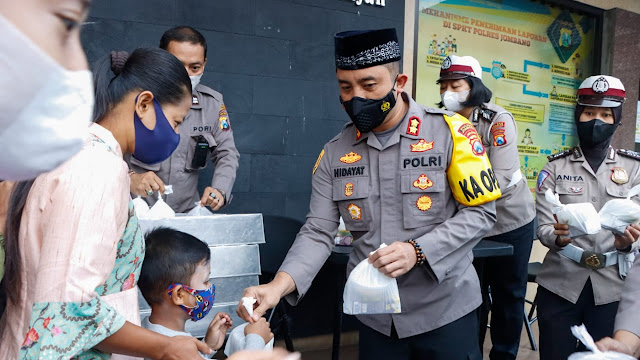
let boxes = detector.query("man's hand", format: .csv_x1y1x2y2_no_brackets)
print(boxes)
614,224,640,250
200,186,224,210
369,241,417,278
237,272,296,323
553,215,571,247
130,171,165,197
596,330,640,357
244,317,273,344
204,312,232,350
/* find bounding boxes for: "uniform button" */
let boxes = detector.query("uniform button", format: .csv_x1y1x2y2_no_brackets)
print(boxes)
620,191,624,196
446,269,451,275
591,197,597,202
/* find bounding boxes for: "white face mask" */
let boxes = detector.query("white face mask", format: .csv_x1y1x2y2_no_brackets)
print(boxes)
0,14,93,181
190,74,203,90
441,90,470,113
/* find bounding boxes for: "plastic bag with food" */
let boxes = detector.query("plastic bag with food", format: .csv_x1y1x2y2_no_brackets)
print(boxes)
545,189,601,238
599,184,640,235
343,244,401,315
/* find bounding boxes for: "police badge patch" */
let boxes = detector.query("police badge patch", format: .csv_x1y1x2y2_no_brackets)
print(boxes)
537,170,550,192
592,76,609,93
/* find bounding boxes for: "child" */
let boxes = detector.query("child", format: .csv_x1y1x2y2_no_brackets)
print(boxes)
138,227,272,358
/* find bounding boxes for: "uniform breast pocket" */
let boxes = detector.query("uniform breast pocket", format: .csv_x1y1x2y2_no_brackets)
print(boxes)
333,178,371,232
185,133,217,171
605,183,631,199
400,171,446,229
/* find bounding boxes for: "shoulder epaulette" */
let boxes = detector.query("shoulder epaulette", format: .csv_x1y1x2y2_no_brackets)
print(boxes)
329,122,353,143
195,84,222,100
618,149,640,161
422,106,452,116
480,108,496,122
547,148,575,162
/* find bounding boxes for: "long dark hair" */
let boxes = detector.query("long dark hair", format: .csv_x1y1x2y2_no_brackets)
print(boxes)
0,48,191,314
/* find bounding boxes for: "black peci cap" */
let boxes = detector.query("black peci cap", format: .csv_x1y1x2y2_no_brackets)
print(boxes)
334,28,401,70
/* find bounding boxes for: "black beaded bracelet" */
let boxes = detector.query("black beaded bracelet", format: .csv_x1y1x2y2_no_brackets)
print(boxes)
406,239,426,266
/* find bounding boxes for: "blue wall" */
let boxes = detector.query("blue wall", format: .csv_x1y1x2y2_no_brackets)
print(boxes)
82,0,405,221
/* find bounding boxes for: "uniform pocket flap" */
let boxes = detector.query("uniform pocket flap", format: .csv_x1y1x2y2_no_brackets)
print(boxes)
333,178,369,201
605,184,631,198
400,171,445,193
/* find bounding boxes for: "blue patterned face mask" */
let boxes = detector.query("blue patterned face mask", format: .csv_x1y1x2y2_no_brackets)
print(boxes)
132,97,180,164
168,283,215,322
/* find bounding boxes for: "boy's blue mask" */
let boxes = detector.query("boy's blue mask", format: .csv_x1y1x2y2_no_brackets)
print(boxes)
132,97,180,164
168,283,215,322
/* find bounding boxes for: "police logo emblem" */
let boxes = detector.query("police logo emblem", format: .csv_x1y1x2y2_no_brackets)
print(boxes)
416,195,432,211
592,76,609,94
381,101,391,112
347,204,362,220
340,151,362,164
569,186,584,194
345,182,354,196
441,56,452,70
410,139,434,152
611,167,629,184
413,174,433,190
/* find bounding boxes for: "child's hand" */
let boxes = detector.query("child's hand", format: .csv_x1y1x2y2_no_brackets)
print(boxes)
205,312,233,350
244,317,274,344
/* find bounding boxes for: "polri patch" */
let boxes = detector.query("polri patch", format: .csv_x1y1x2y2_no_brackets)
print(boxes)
537,170,550,192
345,182,354,196
347,204,362,220
416,195,432,211
406,116,421,136
410,139,434,152
340,151,362,164
413,174,433,190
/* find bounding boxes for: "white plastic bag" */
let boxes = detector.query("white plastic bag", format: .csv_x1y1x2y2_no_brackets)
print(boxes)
599,184,640,235
343,244,401,315
224,323,275,357
186,201,214,216
568,324,636,360
545,189,601,238
145,192,175,219
132,196,149,219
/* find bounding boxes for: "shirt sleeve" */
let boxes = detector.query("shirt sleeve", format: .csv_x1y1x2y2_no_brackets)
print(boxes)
279,146,338,304
20,147,129,358
487,112,520,191
209,99,240,204
615,255,640,336
535,162,562,250
243,334,267,351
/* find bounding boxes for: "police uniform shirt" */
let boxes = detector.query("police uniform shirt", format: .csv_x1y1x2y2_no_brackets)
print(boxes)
129,84,240,213
471,102,535,236
279,92,497,338
614,256,640,337
535,147,640,304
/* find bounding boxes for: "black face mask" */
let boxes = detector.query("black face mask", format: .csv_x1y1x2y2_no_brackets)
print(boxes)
576,118,617,148
341,88,397,133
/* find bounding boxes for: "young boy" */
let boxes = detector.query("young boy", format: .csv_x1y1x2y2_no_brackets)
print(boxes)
138,227,272,358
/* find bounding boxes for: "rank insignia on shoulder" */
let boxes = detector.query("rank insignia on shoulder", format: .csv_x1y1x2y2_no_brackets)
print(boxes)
347,204,362,220
617,149,640,161
416,195,432,211
611,167,629,185
480,109,496,121
410,139,434,152
192,96,199,105
413,174,433,190
345,182,354,196
406,116,421,136
312,149,324,174
356,129,362,141
340,151,362,164
547,148,574,162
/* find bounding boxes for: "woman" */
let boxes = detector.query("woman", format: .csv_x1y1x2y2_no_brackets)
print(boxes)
0,48,210,359
535,75,640,359
438,55,536,359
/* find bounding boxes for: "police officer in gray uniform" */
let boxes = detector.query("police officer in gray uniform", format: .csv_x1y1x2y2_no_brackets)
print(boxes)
596,256,640,357
128,26,239,213
535,75,640,359
437,54,535,360
237,29,501,359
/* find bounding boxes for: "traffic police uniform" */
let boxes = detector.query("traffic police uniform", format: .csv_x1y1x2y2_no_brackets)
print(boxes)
439,55,536,359
278,29,500,359
535,75,640,359
128,84,239,213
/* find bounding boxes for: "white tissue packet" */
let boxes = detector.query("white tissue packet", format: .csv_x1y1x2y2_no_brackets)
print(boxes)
343,244,401,315
599,184,640,235
242,297,257,318
545,189,601,237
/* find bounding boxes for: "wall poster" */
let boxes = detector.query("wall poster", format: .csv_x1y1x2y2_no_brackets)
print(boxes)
415,0,597,194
